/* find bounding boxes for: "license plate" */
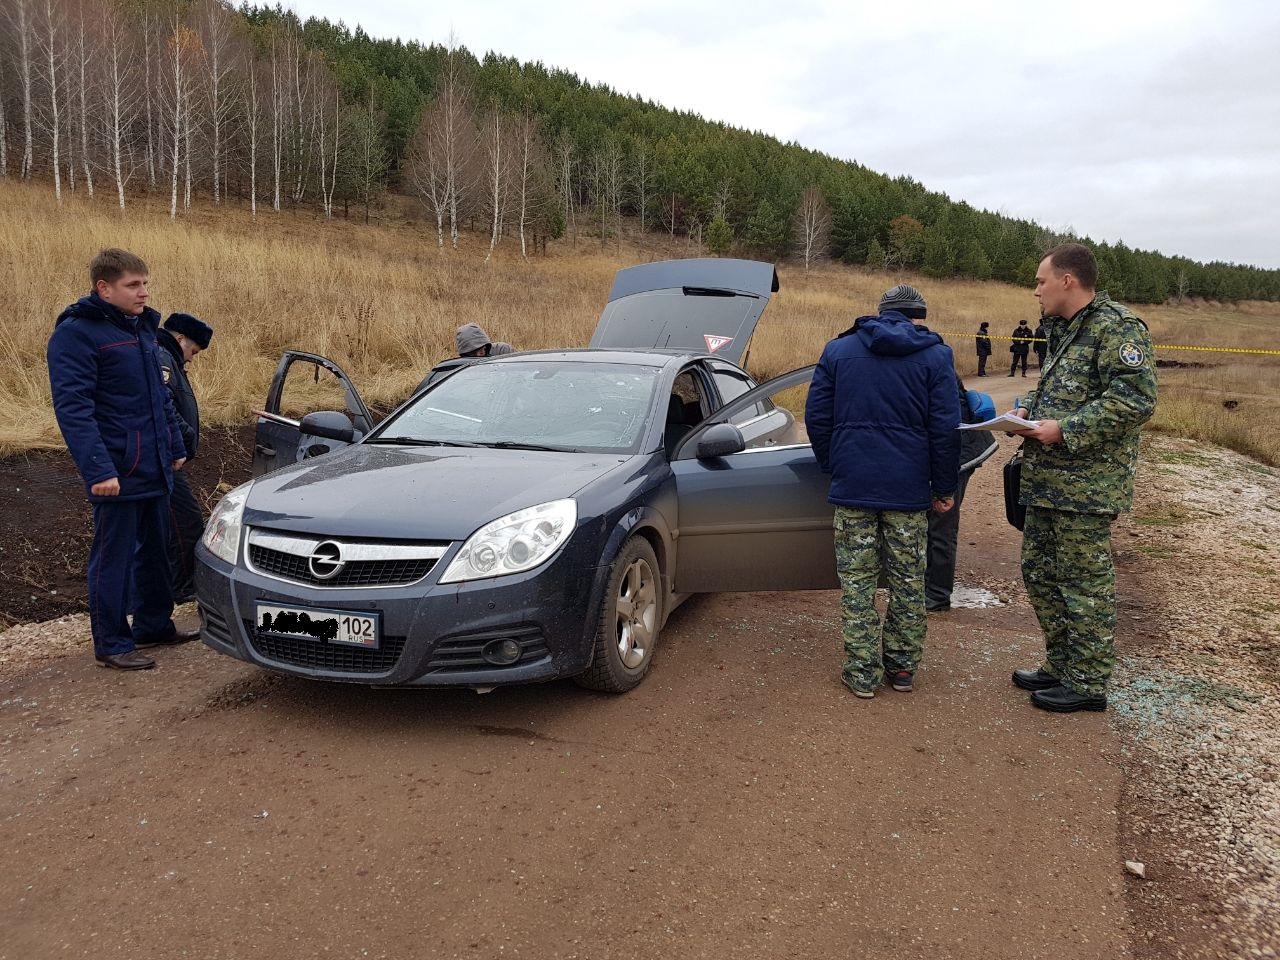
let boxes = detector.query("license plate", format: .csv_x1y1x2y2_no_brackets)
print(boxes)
255,602,381,649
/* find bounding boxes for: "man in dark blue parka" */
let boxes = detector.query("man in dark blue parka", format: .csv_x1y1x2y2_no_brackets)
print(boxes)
47,248,199,670
805,284,960,698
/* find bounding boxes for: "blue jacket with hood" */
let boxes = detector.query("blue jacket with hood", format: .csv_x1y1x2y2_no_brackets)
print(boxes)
47,293,185,502
805,311,961,511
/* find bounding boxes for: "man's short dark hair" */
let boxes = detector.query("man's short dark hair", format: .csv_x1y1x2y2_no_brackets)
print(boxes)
1043,243,1098,291
90,248,149,286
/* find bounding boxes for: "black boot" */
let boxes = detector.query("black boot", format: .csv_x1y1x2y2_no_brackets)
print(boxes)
1030,685,1107,713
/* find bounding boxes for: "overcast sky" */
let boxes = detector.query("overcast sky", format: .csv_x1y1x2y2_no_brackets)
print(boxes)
290,0,1280,269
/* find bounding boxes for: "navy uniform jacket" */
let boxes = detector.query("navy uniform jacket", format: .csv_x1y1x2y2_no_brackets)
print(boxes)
47,294,185,502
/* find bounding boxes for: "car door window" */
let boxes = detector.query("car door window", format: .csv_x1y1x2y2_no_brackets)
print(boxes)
674,365,815,459
709,361,775,427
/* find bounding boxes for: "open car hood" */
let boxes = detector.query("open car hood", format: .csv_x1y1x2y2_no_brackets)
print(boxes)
588,258,779,365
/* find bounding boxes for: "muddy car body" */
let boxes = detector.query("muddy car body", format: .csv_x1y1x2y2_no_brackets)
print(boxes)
195,259,836,692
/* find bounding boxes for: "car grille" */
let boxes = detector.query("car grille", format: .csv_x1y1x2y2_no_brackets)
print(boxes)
425,628,551,673
246,621,407,674
248,544,437,588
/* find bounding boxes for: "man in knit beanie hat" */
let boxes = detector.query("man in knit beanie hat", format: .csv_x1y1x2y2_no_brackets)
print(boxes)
805,283,960,699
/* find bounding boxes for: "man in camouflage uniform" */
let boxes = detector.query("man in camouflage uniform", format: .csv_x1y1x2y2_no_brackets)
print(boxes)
806,285,960,699
1010,243,1157,712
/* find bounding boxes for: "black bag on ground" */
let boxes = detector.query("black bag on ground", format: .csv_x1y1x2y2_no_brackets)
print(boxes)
1004,453,1026,531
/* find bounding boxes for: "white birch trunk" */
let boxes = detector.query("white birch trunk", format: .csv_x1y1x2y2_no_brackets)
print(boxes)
483,112,503,263
143,6,155,187
246,61,259,218
39,0,63,204
75,0,93,198
270,34,282,212
14,0,35,179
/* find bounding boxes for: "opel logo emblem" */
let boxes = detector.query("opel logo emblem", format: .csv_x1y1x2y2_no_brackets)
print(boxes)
308,541,345,580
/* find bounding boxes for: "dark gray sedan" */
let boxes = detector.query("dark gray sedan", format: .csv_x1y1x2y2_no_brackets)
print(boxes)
195,259,835,692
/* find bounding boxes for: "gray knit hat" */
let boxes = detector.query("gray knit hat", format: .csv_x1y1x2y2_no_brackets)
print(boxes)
456,322,491,355
879,284,927,317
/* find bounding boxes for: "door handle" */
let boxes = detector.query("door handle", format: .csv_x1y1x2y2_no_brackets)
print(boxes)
255,444,277,457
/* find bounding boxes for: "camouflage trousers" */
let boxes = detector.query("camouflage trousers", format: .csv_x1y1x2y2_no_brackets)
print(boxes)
834,506,928,691
1021,506,1117,697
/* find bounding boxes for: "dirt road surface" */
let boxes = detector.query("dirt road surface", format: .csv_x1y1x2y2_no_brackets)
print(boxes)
6,372,1274,959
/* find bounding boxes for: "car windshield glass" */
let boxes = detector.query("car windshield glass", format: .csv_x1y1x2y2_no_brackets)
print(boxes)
374,361,661,454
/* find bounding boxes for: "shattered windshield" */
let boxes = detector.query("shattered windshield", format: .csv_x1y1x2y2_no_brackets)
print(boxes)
372,361,661,454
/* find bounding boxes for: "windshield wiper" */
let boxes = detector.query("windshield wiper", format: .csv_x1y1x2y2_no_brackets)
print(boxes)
480,440,577,452
365,436,483,447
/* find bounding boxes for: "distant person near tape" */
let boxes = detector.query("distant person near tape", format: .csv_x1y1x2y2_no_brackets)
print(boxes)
1008,243,1157,713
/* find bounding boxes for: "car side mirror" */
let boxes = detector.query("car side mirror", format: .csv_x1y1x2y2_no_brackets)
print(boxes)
299,410,354,444
695,422,746,459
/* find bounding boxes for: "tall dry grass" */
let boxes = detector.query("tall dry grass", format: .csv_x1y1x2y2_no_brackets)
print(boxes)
3,179,1278,464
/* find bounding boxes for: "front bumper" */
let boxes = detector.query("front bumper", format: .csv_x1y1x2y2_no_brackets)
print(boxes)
194,536,607,686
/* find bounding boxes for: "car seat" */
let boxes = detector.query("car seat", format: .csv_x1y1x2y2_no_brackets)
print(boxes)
664,395,694,458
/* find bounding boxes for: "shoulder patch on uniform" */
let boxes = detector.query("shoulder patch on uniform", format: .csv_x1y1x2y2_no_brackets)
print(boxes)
1118,342,1145,367
161,365,171,384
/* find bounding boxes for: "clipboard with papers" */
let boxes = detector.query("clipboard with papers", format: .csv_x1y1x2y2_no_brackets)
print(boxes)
957,413,1039,432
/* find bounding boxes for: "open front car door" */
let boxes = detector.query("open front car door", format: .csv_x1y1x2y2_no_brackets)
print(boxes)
669,365,837,594
251,351,374,477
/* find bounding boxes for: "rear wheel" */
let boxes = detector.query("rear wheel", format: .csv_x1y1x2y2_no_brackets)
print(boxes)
575,537,662,693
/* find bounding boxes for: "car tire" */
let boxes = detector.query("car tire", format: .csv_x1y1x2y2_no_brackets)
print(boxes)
575,536,662,693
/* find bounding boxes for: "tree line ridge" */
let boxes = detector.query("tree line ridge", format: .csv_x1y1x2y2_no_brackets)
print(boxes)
2,0,1276,303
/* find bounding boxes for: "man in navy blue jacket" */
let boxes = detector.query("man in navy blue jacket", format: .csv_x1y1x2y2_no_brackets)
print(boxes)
47,249,199,670
805,284,960,698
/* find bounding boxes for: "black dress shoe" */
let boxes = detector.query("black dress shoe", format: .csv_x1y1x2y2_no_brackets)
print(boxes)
96,650,156,670
926,600,951,612
1011,667,1060,691
135,627,200,649
1031,684,1107,713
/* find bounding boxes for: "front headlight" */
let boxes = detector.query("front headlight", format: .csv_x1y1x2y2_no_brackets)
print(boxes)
201,481,251,565
438,499,577,583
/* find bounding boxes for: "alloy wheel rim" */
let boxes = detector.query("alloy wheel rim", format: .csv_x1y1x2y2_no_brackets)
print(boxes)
614,558,656,669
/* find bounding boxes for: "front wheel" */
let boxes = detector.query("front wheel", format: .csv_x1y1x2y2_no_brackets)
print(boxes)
575,537,662,693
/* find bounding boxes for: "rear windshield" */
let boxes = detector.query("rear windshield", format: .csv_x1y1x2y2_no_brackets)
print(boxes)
375,361,661,454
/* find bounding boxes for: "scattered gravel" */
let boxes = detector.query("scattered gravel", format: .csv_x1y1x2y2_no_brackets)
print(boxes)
1111,434,1280,957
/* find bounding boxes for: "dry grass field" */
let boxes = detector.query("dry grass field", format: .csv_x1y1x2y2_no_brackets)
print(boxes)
2,179,1277,464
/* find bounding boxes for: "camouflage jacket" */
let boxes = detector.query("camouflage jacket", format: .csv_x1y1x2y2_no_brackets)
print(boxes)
1019,292,1157,514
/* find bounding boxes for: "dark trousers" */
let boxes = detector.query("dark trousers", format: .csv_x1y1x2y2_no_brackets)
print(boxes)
89,496,175,657
168,470,203,601
977,354,988,376
925,470,971,606
1034,350,1047,369
1010,352,1028,376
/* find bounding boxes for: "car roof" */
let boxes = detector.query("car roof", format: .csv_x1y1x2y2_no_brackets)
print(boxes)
476,348,725,368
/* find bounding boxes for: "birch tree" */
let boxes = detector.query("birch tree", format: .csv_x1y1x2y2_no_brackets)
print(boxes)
317,85,339,219
512,111,546,258
197,0,236,204
33,0,67,204
244,57,260,216
161,19,199,218
101,0,138,208
479,107,509,263
72,0,93,197
794,185,831,270
2,0,36,179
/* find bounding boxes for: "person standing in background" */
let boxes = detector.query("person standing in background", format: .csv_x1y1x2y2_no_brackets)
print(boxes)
975,322,992,377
